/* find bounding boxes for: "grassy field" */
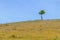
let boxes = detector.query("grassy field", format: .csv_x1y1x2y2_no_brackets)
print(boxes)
0,20,60,40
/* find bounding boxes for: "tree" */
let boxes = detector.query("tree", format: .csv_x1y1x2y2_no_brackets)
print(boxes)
39,10,45,20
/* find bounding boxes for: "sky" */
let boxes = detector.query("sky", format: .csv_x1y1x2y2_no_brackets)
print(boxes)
0,0,60,24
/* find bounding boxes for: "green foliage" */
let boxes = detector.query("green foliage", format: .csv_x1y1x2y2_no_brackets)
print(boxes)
39,10,45,15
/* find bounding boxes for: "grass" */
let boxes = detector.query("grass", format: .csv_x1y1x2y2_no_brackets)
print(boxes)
0,20,60,40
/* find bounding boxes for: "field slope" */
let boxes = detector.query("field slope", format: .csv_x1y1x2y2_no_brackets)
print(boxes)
0,20,60,40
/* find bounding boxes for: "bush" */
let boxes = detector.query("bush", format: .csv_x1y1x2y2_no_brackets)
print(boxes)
11,35,16,38
54,38,57,40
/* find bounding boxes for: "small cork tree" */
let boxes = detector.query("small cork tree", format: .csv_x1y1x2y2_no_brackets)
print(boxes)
39,10,45,20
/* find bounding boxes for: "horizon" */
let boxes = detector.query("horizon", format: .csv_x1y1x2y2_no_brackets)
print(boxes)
1,19,60,24
0,0,60,23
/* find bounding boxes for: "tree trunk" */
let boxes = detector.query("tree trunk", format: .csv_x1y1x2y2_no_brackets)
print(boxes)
41,15,43,20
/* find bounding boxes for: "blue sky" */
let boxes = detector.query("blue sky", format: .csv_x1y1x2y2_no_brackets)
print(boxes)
0,0,60,23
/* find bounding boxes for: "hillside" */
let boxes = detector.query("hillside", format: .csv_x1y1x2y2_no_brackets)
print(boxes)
0,20,60,40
